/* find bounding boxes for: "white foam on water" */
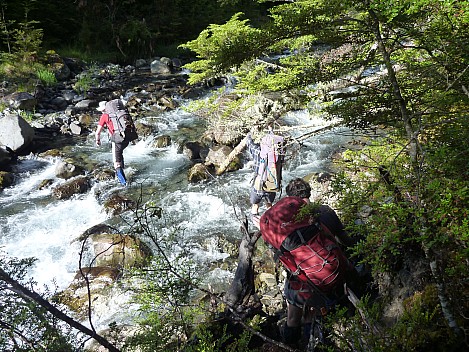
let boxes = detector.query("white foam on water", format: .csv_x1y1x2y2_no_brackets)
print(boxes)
0,191,107,290
0,157,59,206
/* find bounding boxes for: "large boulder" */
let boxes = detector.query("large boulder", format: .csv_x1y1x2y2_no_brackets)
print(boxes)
0,113,35,152
188,163,210,183
90,233,151,269
0,171,14,189
150,58,172,74
205,145,241,173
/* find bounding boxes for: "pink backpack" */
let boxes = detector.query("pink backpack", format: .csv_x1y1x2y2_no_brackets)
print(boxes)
259,196,348,292
253,134,285,192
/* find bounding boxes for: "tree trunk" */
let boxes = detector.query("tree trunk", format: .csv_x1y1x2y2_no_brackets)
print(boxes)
224,218,261,312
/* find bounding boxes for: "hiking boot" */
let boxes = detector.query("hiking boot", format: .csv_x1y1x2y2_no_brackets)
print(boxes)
116,167,127,186
281,324,301,348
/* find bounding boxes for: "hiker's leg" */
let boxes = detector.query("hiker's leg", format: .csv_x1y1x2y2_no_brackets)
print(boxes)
249,188,261,214
112,141,124,169
120,139,130,169
265,191,276,209
287,302,302,327
112,141,127,185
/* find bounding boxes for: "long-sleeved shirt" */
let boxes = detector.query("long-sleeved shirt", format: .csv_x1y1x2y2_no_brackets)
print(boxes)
246,134,261,174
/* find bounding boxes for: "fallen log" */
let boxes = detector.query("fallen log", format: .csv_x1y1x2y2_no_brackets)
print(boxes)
216,135,249,176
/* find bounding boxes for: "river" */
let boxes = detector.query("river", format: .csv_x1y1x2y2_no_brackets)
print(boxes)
0,101,353,328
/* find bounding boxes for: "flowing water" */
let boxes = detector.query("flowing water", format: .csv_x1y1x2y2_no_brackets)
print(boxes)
0,103,353,328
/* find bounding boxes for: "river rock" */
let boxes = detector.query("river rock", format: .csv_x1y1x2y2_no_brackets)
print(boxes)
0,113,35,152
153,135,171,148
0,147,12,168
2,92,37,111
52,175,90,199
103,194,136,216
151,58,172,75
182,141,202,160
188,163,210,183
57,266,122,320
55,160,85,179
0,171,14,189
205,145,241,172
90,233,151,268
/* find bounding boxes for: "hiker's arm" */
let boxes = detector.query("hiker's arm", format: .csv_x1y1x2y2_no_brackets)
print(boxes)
95,124,104,146
319,205,356,248
246,133,260,157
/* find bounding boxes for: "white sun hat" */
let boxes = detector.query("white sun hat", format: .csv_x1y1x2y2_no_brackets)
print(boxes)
97,101,107,112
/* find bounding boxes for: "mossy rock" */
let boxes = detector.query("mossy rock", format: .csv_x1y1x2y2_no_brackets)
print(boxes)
0,171,14,189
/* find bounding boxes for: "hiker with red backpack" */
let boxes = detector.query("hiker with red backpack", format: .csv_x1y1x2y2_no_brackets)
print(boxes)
95,99,138,186
246,130,285,227
259,178,360,349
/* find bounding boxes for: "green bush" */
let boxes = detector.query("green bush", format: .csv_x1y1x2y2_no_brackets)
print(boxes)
35,68,57,86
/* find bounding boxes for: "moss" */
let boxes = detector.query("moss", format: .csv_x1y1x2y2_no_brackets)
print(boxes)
0,171,14,189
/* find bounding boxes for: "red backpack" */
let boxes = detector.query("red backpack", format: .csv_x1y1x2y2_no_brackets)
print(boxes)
259,196,348,293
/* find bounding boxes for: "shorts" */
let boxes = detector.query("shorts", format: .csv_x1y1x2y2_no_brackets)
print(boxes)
284,278,342,311
250,187,276,205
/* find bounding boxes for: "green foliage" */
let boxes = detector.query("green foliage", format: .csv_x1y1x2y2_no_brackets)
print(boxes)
184,322,254,352
327,287,458,352
10,20,43,62
180,13,265,84
0,255,82,351
73,64,101,94
35,67,57,86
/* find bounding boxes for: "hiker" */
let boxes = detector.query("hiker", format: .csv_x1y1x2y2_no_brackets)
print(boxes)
246,131,284,227
286,178,355,248
259,191,359,349
95,99,138,186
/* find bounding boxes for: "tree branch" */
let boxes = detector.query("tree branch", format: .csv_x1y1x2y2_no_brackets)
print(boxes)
0,268,120,352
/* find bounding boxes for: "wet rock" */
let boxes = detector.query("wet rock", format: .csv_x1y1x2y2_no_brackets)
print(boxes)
134,122,154,137
182,141,202,160
153,134,171,148
188,162,210,183
56,266,122,320
205,145,241,172
157,95,178,110
103,193,136,216
55,160,85,179
92,168,115,182
0,171,14,189
52,175,90,199
37,178,54,190
90,233,151,269
0,147,12,168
